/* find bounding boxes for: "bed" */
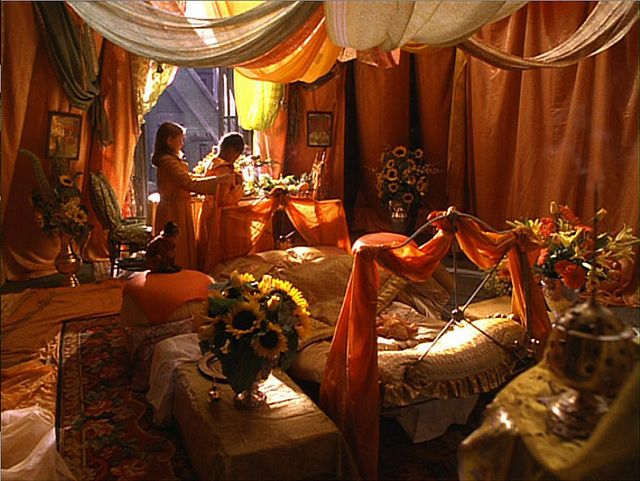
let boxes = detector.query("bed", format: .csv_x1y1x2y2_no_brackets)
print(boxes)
210,246,527,420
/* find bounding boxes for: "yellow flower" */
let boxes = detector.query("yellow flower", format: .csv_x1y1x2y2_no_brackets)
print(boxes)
385,168,399,182
229,271,255,288
402,171,416,185
405,159,416,170
392,146,407,158
416,177,428,194
259,276,308,310
385,159,397,169
388,182,399,193
225,300,263,338
293,307,312,339
59,175,74,187
403,193,415,205
414,149,423,159
251,323,288,358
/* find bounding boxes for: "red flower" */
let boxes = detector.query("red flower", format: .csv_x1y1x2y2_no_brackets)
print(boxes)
558,205,581,224
539,218,556,239
537,248,550,266
555,261,586,290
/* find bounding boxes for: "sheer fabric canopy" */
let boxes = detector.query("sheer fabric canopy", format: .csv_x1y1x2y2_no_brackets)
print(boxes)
67,1,321,67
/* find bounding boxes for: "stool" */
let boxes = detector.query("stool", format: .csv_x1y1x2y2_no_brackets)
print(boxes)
121,269,213,390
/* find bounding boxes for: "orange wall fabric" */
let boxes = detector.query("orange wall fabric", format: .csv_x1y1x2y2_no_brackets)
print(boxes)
2,3,139,280
459,2,638,235
352,53,411,233
285,65,346,200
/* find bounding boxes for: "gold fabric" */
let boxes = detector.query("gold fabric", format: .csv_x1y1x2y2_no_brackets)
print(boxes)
172,363,360,480
1,281,123,413
459,363,640,481
131,55,178,126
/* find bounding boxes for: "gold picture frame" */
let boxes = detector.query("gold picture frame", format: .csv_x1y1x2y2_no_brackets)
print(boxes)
46,111,83,160
307,111,333,148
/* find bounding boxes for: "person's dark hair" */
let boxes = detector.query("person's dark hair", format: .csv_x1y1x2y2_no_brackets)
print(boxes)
219,132,245,154
162,221,180,238
151,122,186,166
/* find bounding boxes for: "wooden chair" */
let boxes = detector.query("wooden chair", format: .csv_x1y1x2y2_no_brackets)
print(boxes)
88,172,152,277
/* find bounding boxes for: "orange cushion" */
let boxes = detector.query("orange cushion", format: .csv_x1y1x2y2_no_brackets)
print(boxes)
122,270,213,325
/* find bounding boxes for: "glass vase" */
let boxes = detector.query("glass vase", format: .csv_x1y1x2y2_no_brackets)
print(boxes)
233,365,271,410
55,233,82,287
389,200,409,234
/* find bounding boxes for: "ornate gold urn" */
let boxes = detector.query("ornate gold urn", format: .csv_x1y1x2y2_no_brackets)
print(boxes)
55,233,82,287
544,297,636,438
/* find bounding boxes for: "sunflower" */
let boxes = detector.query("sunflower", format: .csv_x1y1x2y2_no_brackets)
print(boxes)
251,323,288,358
416,177,428,194
388,182,399,193
392,146,407,158
414,148,423,159
59,175,74,187
229,271,255,288
402,171,416,185
225,300,263,338
385,168,399,182
293,307,312,339
403,192,415,205
258,276,308,310
385,158,397,169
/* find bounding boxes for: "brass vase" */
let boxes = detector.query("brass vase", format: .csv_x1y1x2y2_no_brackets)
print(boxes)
55,233,82,287
233,365,272,410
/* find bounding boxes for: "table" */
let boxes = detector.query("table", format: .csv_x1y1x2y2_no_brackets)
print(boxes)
173,363,360,480
457,363,639,480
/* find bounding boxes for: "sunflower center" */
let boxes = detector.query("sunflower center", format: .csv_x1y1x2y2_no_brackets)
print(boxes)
259,331,279,349
232,310,256,331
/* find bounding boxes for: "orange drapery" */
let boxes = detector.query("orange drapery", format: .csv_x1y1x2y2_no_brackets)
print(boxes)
2,3,139,280
285,65,347,201
319,209,550,480
352,53,411,233
451,2,638,235
205,195,351,271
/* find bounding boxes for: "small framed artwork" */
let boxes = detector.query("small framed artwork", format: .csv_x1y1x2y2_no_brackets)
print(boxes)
307,111,333,148
46,111,83,160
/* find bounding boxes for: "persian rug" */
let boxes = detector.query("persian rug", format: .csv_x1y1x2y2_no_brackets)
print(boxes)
57,314,195,480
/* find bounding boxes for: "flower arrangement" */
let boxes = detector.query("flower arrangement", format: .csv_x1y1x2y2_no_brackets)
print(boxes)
23,149,93,241
375,145,439,207
508,202,638,290
243,173,311,198
198,271,311,394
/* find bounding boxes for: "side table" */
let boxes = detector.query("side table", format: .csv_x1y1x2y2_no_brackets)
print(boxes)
173,363,360,480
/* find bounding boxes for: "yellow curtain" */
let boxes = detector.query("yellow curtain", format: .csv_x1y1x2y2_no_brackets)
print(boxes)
234,71,284,131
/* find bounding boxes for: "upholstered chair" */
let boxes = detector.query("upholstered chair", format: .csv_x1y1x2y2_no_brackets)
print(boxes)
89,172,152,276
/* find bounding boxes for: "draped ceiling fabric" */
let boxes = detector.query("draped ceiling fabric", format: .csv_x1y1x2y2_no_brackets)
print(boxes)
67,1,322,68
462,1,639,69
319,210,550,480
234,71,284,131
325,1,528,51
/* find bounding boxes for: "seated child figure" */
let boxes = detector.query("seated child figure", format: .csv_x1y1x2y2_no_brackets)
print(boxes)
146,221,182,273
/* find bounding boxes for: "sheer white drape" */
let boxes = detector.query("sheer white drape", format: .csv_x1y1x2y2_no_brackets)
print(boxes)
67,1,320,67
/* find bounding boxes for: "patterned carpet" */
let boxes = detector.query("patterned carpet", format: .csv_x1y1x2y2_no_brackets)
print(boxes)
57,315,195,480
57,314,483,481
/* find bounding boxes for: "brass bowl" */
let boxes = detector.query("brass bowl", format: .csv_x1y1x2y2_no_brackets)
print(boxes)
545,299,636,397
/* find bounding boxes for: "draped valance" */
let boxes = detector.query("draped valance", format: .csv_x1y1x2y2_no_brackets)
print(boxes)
66,1,321,67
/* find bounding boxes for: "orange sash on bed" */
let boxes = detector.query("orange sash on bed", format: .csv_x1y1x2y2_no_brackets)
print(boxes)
319,208,550,480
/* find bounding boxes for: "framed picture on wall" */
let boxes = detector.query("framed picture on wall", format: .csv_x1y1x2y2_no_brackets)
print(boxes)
307,111,333,148
46,111,83,160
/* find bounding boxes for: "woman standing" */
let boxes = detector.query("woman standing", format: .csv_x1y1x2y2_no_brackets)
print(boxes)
151,122,233,270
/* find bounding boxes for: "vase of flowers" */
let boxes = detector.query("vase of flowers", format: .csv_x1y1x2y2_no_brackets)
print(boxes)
198,271,311,409
508,201,638,316
23,149,93,287
376,145,438,234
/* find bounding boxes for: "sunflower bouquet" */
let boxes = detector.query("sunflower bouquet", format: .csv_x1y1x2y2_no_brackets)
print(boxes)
375,145,439,208
23,149,92,242
198,271,311,394
508,202,638,290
